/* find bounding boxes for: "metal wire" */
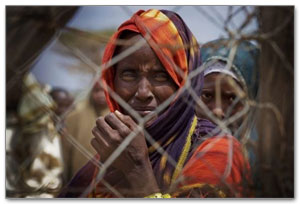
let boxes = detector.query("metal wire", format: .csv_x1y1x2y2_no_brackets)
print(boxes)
6,6,293,198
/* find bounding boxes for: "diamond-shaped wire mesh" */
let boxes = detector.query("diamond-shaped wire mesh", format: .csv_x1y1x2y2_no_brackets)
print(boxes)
5,6,294,198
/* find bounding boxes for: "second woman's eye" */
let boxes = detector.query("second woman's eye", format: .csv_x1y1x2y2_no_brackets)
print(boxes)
121,70,137,81
201,91,213,101
154,72,169,82
228,94,237,102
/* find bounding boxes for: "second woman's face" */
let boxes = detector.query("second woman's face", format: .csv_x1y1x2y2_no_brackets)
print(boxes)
114,34,178,127
195,73,245,127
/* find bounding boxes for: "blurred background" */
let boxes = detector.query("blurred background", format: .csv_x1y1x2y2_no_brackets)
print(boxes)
6,6,294,198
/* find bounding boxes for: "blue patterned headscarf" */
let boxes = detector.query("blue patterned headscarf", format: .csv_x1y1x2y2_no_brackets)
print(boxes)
200,39,260,99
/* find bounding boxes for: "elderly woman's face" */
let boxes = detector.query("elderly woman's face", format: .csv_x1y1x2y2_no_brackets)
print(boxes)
114,34,178,127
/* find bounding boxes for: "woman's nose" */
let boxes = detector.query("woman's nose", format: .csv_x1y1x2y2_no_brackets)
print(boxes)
135,78,154,102
212,107,225,119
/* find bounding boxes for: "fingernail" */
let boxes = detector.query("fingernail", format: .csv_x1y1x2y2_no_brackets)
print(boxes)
115,110,122,118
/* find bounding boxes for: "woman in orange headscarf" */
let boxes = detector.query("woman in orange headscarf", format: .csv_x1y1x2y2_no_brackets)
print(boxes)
58,9,250,198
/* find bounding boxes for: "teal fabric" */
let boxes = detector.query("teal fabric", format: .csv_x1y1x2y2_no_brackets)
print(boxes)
200,39,260,99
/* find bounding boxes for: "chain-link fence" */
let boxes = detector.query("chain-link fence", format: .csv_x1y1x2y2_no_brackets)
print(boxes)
6,6,294,198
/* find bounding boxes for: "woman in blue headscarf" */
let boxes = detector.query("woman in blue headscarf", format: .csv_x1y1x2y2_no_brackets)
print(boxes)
197,38,260,183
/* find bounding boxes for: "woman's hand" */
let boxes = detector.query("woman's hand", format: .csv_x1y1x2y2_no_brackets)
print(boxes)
91,110,148,171
91,110,159,197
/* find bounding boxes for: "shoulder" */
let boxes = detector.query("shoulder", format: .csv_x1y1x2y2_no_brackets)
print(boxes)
191,134,245,160
182,134,250,188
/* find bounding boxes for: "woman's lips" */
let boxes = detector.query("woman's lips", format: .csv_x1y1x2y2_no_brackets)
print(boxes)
136,110,153,117
133,107,155,117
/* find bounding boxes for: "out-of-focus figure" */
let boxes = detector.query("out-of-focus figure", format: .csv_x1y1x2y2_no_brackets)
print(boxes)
6,73,64,198
63,81,109,182
50,88,74,117
6,6,79,198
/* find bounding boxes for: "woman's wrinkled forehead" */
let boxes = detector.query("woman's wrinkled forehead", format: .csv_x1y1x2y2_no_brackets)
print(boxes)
114,34,166,74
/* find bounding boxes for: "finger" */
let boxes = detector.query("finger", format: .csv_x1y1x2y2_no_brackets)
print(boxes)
114,110,138,131
92,126,109,147
96,116,119,139
96,116,124,144
104,112,131,138
91,138,104,156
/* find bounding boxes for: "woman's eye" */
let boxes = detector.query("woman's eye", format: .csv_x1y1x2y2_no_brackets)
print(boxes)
154,72,169,82
228,94,237,102
201,92,213,100
121,71,136,81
